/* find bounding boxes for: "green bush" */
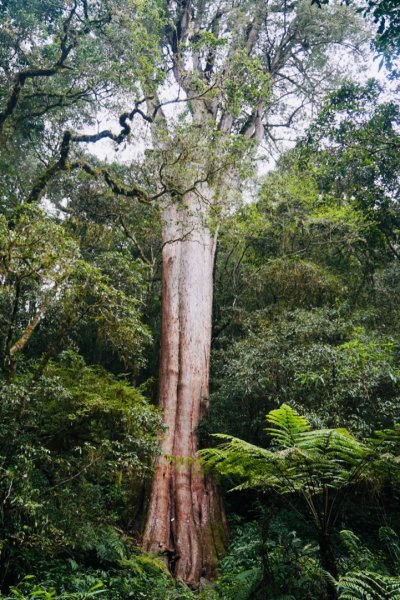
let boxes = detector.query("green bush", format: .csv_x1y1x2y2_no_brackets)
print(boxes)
0,352,161,585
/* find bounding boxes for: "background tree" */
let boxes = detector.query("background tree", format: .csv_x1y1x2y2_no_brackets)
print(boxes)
206,81,400,447
312,0,400,66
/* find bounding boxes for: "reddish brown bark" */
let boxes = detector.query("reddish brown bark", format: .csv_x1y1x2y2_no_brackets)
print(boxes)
143,195,227,586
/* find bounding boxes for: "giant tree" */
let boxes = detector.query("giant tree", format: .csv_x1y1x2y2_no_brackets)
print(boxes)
140,0,367,584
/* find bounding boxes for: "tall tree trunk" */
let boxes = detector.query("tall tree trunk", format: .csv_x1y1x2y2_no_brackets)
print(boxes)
143,192,227,586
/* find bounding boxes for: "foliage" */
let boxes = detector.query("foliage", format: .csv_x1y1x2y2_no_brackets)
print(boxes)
201,404,375,508
201,404,400,596
0,202,153,377
0,351,161,586
3,577,106,599
0,554,195,600
313,0,400,62
303,80,400,258
0,0,399,597
335,571,400,600
211,519,262,600
206,309,400,443
209,84,400,447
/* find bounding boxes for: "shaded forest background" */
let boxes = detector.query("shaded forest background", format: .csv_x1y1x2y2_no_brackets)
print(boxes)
1,0,400,598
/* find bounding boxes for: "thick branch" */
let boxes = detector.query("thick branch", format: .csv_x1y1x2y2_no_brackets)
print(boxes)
0,2,79,130
27,129,152,204
0,68,65,130
27,94,157,204
9,310,44,356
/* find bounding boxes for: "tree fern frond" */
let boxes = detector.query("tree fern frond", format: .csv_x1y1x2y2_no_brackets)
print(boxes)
379,527,400,566
265,404,311,447
201,405,375,498
337,571,400,599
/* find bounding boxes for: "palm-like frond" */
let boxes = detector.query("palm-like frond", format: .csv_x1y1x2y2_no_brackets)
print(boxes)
200,405,373,496
266,403,311,447
336,571,400,599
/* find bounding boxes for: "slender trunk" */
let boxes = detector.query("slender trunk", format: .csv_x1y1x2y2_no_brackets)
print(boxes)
143,193,227,586
254,504,280,599
318,531,338,600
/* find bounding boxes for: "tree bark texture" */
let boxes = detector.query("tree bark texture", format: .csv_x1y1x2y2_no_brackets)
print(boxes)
143,193,227,586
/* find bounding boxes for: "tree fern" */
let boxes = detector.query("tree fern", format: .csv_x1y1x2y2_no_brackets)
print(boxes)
200,403,400,592
336,571,400,600
266,404,311,447
201,404,374,497
379,527,400,569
